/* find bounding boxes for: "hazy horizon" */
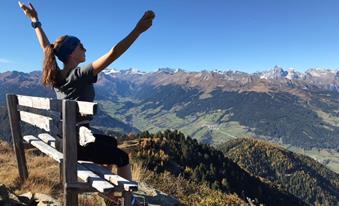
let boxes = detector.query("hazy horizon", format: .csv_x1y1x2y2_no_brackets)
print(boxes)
2,64,339,75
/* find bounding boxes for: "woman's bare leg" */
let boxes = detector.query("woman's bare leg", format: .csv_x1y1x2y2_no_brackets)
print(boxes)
104,164,133,206
117,164,132,180
118,164,132,206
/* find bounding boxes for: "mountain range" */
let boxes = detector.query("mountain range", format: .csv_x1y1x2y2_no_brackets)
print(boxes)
99,66,339,151
1,66,339,159
1,66,339,205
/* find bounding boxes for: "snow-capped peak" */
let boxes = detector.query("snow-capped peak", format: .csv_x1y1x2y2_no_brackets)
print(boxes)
260,66,287,80
286,68,301,80
120,68,145,75
103,68,120,75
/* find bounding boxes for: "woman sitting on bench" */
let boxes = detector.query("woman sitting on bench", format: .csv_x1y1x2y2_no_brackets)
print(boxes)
19,2,155,205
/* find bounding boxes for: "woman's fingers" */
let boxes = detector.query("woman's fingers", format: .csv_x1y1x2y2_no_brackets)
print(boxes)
18,1,29,13
29,2,36,13
18,1,24,8
18,2,27,11
28,2,38,16
18,1,37,19
140,10,155,22
22,6,30,14
143,10,155,20
135,10,155,33
146,10,155,19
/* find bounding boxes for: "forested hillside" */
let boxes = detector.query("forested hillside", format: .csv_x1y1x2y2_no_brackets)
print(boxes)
218,138,339,206
130,130,309,206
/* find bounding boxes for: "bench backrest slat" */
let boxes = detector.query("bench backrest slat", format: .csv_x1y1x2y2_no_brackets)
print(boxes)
77,101,97,116
17,94,97,116
19,111,59,135
17,95,60,112
15,94,98,139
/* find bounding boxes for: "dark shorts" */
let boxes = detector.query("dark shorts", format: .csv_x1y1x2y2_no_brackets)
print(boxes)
77,133,129,167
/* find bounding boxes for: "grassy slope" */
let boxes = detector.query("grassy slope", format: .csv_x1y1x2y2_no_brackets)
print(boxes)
99,100,254,145
0,141,61,197
0,140,248,206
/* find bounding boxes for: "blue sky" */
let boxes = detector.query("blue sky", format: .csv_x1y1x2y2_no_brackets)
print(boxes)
1,0,339,73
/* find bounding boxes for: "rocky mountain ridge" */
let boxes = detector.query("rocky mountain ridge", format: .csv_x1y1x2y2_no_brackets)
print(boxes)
1,66,339,153
2,65,339,96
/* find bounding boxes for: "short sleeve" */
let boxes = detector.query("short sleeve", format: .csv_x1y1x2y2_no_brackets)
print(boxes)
78,64,98,83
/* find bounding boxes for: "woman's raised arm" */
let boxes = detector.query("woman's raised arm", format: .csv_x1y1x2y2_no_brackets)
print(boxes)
18,1,50,51
91,11,155,76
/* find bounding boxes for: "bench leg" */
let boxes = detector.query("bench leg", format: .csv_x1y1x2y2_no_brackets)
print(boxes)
6,94,28,181
64,186,78,206
62,100,78,206
59,163,63,183
123,192,132,206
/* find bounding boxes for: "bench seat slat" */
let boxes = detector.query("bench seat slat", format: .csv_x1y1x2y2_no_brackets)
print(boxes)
32,133,138,192
77,164,115,193
23,135,63,162
38,133,61,148
79,161,138,192
23,135,115,193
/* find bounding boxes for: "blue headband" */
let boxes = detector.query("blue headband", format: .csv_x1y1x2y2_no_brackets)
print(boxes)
54,35,80,62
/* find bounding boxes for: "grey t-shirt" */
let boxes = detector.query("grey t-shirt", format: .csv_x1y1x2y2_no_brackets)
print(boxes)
54,64,98,102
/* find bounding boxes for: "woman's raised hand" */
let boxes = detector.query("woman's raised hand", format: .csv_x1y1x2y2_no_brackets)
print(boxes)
18,1,38,21
135,10,155,34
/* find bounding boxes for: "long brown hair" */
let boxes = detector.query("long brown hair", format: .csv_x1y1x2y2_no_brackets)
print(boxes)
42,35,67,88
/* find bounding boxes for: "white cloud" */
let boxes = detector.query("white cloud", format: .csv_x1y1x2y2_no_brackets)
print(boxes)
0,58,11,64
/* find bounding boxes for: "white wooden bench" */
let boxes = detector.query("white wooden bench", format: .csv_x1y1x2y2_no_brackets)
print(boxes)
6,94,138,206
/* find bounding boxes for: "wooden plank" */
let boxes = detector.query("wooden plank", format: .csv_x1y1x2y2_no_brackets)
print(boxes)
38,129,101,154
38,133,61,148
63,100,78,206
77,164,115,193
6,94,28,181
79,161,138,192
17,95,97,115
23,135,63,162
17,105,61,122
17,95,60,112
77,101,97,115
65,183,96,192
23,135,115,193
25,133,62,185
19,111,58,135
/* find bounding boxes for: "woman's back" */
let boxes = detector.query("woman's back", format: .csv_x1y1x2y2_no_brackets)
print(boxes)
54,64,97,102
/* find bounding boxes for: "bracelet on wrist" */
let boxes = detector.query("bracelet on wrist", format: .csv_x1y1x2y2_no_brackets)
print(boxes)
31,21,41,29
